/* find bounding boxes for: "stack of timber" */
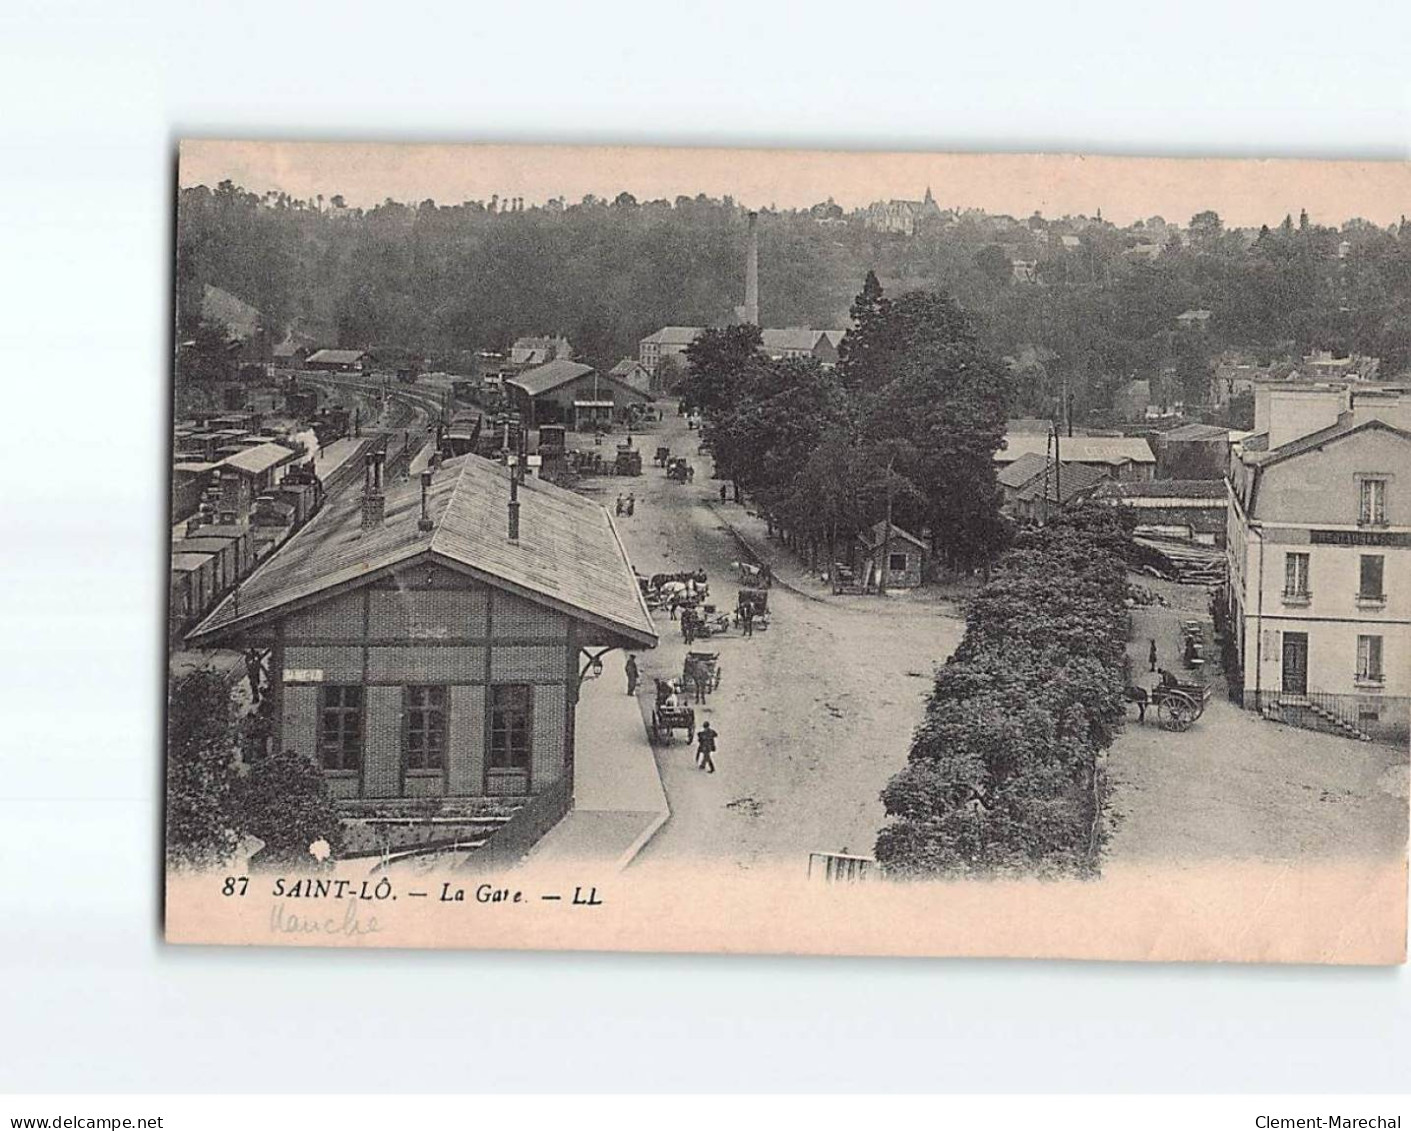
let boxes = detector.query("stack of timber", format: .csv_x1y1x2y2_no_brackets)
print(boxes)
1131,536,1226,586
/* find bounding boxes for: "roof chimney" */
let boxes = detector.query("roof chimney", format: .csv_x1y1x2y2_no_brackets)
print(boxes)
507,465,521,543
744,211,759,325
417,468,434,532
361,450,385,529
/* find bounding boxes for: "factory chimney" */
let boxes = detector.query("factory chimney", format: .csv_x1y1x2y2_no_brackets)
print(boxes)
744,210,759,325
361,450,385,529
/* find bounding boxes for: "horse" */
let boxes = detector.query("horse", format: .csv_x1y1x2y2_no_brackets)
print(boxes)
1123,685,1149,723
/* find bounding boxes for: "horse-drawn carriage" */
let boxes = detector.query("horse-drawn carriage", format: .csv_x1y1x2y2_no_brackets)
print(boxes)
654,446,671,468
666,457,695,482
734,587,770,631
1126,673,1213,731
687,605,732,638
683,651,722,693
649,680,696,744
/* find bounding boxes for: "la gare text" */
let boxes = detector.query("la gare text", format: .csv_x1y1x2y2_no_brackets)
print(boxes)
264,877,603,906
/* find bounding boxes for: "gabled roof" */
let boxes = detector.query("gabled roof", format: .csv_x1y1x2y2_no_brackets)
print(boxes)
1092,479,1227,500
860,521,928,552
1013,460,1108,505
1246,415,1411,470
306,348,367,365
997,451,1050,489
505,359,596,397
761,328,825,353
1160,422,1230,442
996,434,1155,465
186,455,657,651
641,326,704,346
219,441,299,476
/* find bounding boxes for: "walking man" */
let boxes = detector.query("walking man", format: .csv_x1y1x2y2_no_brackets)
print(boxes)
696,721,718,774
742,603,754,638
626,493,635,516
1148,638,1158,673
243,647,265,705
720,483,727,502
625,653,639,696
615,494,624,516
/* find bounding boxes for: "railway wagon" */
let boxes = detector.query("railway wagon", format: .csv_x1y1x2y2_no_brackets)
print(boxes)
170,550,218,638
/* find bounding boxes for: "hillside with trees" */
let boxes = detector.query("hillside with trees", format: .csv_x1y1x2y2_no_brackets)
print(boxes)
178,180,1411,420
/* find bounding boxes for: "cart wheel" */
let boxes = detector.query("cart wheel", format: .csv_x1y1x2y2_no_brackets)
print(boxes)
1168,700,1196,731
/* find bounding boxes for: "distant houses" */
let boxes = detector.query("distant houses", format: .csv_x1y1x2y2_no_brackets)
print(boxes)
863,187,943,235
305,348,371,373
639,324,846,376
510,335,573,367
995,433,1157,482
504,359,654,430
638,326,704,375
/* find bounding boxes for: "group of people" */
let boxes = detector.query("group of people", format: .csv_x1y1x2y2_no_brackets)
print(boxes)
614,493,637,517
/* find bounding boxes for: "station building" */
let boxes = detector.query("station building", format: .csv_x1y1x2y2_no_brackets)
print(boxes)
187,452,656,811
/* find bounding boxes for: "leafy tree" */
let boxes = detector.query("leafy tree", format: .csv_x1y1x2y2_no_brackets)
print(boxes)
166,672,239,869
232,750,345,869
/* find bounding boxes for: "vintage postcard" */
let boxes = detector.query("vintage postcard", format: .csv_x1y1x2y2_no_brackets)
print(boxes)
165,141,1409,962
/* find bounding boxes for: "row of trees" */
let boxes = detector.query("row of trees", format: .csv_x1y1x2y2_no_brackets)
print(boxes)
167,672,343,870
874,505,1134,877
681,275,1013,574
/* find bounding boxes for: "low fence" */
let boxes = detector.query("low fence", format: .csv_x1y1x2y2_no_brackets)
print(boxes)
1251,689,1408,746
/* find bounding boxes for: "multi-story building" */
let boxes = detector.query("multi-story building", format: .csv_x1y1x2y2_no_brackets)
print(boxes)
1225,392,1411,744
639,326,704,375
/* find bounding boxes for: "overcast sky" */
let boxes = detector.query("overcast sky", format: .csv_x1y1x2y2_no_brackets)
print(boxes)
179,141,1411,229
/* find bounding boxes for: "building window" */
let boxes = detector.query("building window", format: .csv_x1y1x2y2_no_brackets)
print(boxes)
404,685,447,772
888,552,909,573
1356,635,1384,683
1359,555,1385,602
319,685,363,771
489,684,532,770
1359,478,1387,526
1283,552,1310,599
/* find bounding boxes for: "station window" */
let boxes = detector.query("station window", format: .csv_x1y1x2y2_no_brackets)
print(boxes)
489,684,532,770
404,685,447,772
318,685,363,771
888,552,909,573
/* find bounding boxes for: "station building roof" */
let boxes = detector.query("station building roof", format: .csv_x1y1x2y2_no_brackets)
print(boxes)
187,455,657,652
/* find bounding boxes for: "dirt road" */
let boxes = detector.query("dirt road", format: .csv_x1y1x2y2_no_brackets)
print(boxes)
599,409,963,873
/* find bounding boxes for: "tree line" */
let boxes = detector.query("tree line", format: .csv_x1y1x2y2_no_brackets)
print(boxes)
681,274,1012,574
179,180,1411,423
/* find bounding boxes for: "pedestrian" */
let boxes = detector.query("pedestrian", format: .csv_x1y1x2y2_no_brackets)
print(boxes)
742,603,754,638
626,493,635,516
243,647,264,705
720,483,727,502
695,721,718,773
1148,638,1158,673
615,494,624,516
682,609,696,646
625,654,639,696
